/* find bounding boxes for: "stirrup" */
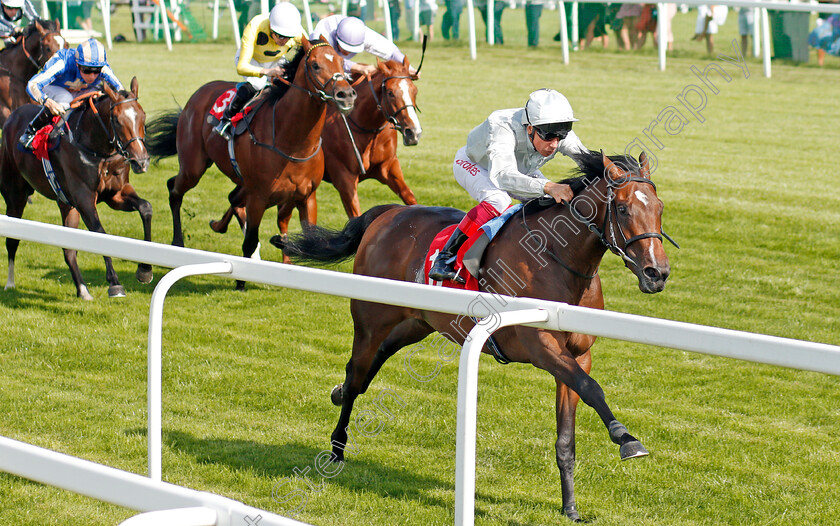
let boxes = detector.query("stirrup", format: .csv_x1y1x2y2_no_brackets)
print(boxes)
429,256,466,284
19,132,35,150
213,119,232,141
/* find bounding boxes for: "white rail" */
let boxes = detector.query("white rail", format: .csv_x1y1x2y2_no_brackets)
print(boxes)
2,214,840,526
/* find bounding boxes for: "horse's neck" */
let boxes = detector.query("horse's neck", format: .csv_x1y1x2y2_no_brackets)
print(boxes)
276,74,328,140
350,74,387,130
73,103,113,153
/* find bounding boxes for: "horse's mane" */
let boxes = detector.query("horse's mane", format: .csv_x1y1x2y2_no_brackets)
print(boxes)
262,41,310,105
559,150,642,195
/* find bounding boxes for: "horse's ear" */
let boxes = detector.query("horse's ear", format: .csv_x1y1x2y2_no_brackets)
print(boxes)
130,76,139,98
103,82,117,101
601,150,622,179
638,151,651,179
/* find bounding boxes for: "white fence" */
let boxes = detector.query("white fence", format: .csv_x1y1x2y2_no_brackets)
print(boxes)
2,214,840,525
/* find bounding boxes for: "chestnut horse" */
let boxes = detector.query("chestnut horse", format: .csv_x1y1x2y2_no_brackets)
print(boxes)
273,151,673,521
208,57,421,235
0,78,152,300
146,38,356,288
0,19,63,127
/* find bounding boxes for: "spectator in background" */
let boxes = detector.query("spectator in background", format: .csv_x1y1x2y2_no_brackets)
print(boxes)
441,0,462,40
635,4,657,49
693,5,728,54
654,2,677,51
616,3,642,50
524,0,545,47
737,7,754,56
808,13,840,66
475,0,505,44
417,0,437,40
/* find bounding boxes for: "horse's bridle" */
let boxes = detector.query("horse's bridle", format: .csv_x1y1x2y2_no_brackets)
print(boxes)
274,41,347,103
368,74,418,132
21,29,60,70
69,94,146,163
523,174,679,279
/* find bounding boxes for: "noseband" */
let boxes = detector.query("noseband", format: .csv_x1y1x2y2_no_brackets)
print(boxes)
370,74,418,132
303,42,348,103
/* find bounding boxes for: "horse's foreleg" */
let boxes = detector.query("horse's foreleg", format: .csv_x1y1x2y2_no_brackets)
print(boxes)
236,200,266,290
104,185,153,284
59,206,94,300
531,330,648,461
296,191,318,231
275,201,295,265
331,170,361,218
74,201,125,298
553,352,589,522
378,160,417,206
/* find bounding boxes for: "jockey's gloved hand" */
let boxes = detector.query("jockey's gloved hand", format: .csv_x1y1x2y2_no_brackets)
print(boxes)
44,98,65,116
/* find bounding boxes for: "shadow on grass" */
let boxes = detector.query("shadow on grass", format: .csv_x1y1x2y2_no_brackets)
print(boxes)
119,428,571,525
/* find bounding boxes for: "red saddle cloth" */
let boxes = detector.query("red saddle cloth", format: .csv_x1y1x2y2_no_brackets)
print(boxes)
31,115,64,161
208,88,251,125
423,225,482,292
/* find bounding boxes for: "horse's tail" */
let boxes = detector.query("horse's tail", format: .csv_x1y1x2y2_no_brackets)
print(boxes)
270,204,399,265
146,109,181,162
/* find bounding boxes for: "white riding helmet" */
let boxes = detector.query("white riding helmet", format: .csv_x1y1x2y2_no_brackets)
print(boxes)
335,16,365,54
524,88,579,127
269,2,304,38
1,0,25,9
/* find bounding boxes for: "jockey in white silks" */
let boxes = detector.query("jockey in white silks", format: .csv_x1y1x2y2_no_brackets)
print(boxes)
428,88,588,284
310,14,417,78
0,0,39,48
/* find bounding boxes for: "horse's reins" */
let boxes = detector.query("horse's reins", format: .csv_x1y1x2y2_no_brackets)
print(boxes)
522,174,679,279
0,29,60,82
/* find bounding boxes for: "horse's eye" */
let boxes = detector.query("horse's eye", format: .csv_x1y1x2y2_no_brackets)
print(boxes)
617,204,628,215
310,63,321,71
386,90,396,99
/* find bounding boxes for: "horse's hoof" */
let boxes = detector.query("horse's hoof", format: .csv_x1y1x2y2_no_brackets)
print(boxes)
563,503,581,522
209,219,228,234
330,384,344,406
234,280,246,292
136,264,153,284
620,440,649,460
108,285,127,298
78,285,94,301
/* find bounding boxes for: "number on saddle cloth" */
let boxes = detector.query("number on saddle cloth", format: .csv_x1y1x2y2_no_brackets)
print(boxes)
207,88,263,138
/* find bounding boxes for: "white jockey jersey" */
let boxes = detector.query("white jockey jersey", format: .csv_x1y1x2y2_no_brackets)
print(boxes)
309,15,405,73
464,107,587,199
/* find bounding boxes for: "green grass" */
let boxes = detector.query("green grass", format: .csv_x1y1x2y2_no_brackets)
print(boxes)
1,6,840,526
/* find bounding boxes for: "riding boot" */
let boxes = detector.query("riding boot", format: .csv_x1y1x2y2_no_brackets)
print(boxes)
213,83,257,140
428,228,469,284
19,106,50,150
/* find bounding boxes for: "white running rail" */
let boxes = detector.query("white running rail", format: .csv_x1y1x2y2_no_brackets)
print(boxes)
1,215,839,526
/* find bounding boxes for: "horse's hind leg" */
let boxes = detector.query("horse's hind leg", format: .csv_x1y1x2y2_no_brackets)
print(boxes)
72,201,126,298
234,197,266,290
554,358,586,522
1,181,31,291
168,156,212,247
59,206,94,300
210,186,246,234
331,312,432,462
377,159,417,207
103,185,153,284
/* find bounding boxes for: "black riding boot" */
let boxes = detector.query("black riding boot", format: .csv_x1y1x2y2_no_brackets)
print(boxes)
213,83,257,140
428,228,469,284
19,106,50,150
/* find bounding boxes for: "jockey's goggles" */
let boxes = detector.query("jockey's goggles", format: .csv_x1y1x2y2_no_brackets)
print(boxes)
533,121,573,141
79,66,102,75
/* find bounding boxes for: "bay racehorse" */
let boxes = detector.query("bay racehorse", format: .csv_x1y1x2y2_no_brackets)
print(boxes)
0,19,63,127
145,38,356,288
208,57,422,235
0,78,152,300
272,151,673,521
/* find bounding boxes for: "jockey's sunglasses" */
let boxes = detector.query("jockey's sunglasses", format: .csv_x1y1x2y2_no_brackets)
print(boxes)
79,66,102,75
533,121,573,142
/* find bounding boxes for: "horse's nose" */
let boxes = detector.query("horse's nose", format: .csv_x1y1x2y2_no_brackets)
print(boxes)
132,156,150,174
402,126,421,146
334,88,357,114
643,265,669,284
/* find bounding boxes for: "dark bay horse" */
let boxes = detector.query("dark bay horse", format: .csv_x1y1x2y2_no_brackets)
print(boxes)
273,151,672,521
208,57,421,235
0,78,152,300
0,19,63,127
146,38,356,286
